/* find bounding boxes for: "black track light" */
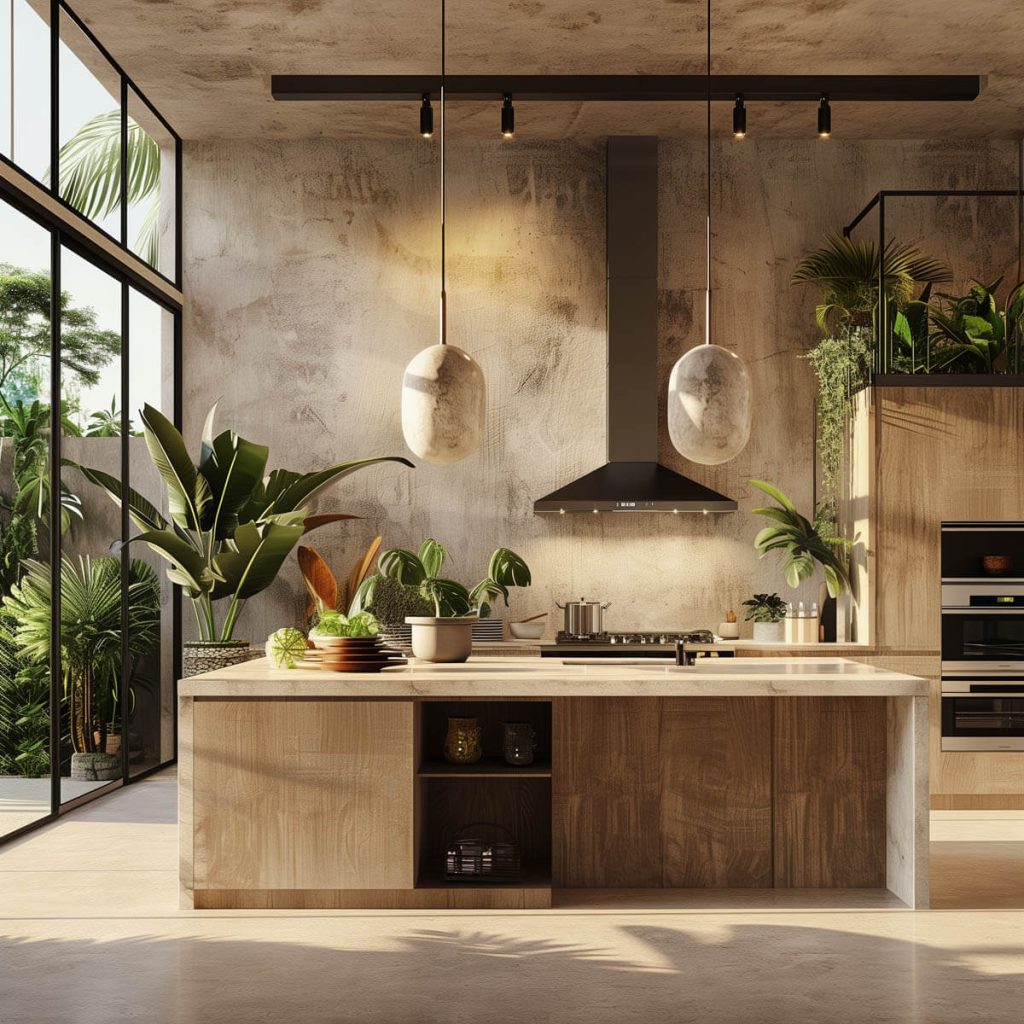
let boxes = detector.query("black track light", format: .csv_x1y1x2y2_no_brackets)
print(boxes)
420,94,434,138
732,94,746,138
817,94,831,138
501,93,515,138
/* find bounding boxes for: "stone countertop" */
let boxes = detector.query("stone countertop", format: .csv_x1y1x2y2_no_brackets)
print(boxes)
179,655,928,699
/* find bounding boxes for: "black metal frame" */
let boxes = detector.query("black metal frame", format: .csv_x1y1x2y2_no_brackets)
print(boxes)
0,0,183,846
0,0,183,291
272,73,982,104
842,189,1024,380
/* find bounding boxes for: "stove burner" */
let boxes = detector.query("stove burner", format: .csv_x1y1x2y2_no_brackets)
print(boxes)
554,629,715,646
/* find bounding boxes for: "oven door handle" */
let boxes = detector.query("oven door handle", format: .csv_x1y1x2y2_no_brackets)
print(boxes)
942,608,1024,615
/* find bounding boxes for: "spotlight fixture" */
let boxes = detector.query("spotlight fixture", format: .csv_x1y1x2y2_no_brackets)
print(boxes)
732,94,746,138
501,93,515,138
420,94,434,137
817,94,831,138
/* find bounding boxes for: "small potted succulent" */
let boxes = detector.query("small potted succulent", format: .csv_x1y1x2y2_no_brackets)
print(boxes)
351,540,531,663
742,593,788,642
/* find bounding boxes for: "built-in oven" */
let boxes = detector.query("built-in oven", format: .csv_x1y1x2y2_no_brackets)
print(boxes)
941,679,1024,751
940,583,1024,676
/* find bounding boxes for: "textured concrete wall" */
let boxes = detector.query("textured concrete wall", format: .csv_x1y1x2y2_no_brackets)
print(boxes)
182,138,1018,643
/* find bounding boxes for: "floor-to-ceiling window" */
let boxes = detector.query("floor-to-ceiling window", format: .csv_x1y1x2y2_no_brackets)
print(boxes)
0,0,180,842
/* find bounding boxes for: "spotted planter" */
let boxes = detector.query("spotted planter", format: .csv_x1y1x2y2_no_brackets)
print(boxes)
70,751,121,781
182,641,260,678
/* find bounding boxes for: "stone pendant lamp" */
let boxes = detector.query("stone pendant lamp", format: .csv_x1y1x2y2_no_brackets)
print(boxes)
401,1,485,464
667,0,752,465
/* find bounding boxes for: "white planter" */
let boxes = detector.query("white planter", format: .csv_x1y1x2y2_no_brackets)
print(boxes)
752,621,784,643
405,616,477,663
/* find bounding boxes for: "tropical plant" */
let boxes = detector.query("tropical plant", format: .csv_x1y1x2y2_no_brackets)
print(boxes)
792,234,950,332
84,396,133,437
73,403,413,642
350,539,532,619
749,480,852,599
0,619,49,777
51,112,163,266
0,263,121,391
924,277,1024,374
3,556,160,755
742,593,788,624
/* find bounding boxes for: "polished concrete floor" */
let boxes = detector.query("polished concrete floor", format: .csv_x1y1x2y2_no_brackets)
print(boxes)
1,773,1022,1024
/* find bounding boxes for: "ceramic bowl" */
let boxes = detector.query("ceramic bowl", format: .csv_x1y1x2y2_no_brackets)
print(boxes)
509,620,545,640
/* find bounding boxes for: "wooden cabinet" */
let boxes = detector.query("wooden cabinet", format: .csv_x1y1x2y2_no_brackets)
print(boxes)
190,698,414,891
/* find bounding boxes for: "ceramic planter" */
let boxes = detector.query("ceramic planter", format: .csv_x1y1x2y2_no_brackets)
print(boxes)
405,616,477,663
752,620,785,643
183,640,259,678
70,751,121,781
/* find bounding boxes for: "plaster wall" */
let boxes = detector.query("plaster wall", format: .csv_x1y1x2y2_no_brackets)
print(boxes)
182,138,1018,643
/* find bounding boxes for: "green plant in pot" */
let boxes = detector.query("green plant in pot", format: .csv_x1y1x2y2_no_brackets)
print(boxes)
742,593,788,643
351,539,531,663
2,555,160,780
73,403,413,676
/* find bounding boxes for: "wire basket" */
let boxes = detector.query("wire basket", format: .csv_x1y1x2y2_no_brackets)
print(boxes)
444,823,521,882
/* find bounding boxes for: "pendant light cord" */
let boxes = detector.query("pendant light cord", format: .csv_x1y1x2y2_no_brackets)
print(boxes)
704,0,712,345
439,0,447,345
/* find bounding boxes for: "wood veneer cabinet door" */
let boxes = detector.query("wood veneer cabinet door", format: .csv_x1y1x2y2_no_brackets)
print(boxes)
192,699,414,891
660,698,773,887
774,697,886,888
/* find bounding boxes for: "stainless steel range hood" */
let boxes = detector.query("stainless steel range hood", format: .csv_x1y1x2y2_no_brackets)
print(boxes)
534,137,737,514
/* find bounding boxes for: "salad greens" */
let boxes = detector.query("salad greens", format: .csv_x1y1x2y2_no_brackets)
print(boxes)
310,609,380,639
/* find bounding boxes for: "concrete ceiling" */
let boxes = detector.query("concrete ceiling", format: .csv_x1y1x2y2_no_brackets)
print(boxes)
70,1,1024,140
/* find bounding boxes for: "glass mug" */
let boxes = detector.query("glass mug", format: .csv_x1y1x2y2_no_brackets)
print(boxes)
502,721,537,766
443,717,482,764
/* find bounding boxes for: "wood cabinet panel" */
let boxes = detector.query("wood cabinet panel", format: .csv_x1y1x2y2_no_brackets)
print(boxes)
774,697,887,888
552,697,662,887
660,697,773,887
192,699,414,890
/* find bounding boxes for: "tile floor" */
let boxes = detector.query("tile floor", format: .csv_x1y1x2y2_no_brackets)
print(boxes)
0,772,1021,1024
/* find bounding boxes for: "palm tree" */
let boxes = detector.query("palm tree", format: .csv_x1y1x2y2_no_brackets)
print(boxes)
792,234,951,332
51,112,162,267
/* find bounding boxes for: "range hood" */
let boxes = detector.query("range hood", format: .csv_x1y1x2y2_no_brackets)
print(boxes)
534,137,737,514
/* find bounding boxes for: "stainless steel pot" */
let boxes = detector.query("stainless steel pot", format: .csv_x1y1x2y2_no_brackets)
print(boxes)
556,597,611,637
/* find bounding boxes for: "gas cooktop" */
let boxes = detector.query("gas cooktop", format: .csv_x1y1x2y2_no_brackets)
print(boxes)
540,630,719,658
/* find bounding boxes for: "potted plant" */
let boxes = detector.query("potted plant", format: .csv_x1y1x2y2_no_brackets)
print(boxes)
75,403,412,676
742,593,788,642
749,480,853,641
350,540,531,662
3,555,160,780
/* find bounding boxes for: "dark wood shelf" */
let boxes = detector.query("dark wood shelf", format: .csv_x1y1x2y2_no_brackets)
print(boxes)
418,757,552,779
415,864,552,890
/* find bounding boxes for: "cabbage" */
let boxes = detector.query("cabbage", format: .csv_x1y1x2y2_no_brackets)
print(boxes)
345,611,379,637
309,610,379,639
268,627,308,669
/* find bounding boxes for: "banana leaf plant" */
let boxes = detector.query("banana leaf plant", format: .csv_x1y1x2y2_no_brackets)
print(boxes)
72,403,413,642
350,539,531,618
749,480,852,599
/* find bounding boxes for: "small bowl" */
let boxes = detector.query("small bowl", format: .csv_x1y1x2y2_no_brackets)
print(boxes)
981,554,1013,576
509,620,545,640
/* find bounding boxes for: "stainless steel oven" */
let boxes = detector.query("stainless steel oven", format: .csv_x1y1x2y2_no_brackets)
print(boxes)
941,679,1024,750
940,583,1024,676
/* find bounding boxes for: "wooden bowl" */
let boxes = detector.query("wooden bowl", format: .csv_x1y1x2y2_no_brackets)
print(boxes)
981,554,1014,576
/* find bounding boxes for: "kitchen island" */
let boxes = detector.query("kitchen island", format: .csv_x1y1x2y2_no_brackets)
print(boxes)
178,656,928,910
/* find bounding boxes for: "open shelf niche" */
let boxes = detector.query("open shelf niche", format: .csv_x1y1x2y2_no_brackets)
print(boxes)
415,700,552,890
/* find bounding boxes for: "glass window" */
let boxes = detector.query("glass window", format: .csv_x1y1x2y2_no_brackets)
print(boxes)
126,286,174,774
128,88,176,278
58,9,122,237
59,244,124,802
4,0,52,181
0,194,54,838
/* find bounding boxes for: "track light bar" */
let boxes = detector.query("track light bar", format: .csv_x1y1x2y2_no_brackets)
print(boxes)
732,94,746,138
420,94,434,137
817,94,832,137
273,74,981,104
501,93,515,137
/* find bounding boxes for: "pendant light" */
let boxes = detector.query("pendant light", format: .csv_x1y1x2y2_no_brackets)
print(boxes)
666,0,752,466
401,0,485,464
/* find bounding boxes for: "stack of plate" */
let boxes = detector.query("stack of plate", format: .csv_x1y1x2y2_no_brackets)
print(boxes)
303,637,407,672
471,618,505,643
